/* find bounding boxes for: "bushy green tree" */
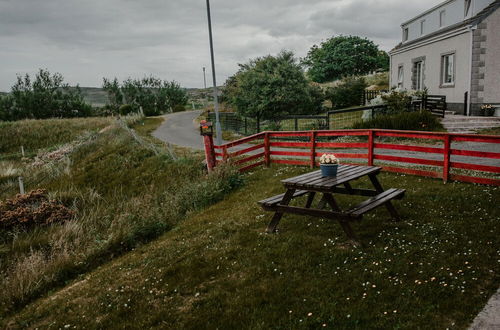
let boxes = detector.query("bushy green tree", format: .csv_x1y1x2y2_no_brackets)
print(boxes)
302,35,388,83
326,77,368,109
222,51,324,122
102,76,188,116
0,69,92,121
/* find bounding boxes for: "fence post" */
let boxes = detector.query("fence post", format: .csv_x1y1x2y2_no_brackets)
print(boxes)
368,130,375,166
443,134,451,183
264,132,271,167
310,131,316,169
222,146,228,163
244,117,248,135
21,146,25,157
18,176,25,195
203,134,216,172
257,118,260,133
295,118,298,131
326,114,330,130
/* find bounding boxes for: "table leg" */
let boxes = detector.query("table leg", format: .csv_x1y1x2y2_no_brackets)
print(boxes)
266,188,296,233
317,195,327,210
369,174,401,221
305,192,316,209
323,193,360,244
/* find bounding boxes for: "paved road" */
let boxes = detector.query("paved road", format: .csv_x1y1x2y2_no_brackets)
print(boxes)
153,111,499,166
153,110,204,150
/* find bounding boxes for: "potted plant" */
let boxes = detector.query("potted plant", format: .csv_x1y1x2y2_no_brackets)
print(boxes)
481,104,495,116
319,153,340,177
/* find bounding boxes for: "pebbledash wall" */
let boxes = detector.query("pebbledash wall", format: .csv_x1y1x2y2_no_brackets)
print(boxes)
480,7,500,111
390,0,500,116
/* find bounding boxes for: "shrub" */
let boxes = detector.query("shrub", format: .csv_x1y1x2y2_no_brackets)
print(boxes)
0,189,74,229
381,89,412,113
326,77,367,109
352,111,444,131
172,104,185,112
119,104,135,115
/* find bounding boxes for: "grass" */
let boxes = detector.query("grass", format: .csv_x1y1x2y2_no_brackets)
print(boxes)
4,165,499,329
0,115,242,317
475,127,500,135
0,117,113,158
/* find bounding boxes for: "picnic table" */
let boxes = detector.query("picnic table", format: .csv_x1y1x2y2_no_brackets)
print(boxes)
258,164,405,243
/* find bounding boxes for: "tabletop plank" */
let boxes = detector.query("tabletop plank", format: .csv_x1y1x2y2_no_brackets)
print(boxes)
283,165,382,192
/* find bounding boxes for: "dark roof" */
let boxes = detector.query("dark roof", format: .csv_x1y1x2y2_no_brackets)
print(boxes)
391,0,500,52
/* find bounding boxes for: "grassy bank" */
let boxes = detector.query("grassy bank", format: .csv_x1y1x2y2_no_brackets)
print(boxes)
5,165,499,329
0,116,242,317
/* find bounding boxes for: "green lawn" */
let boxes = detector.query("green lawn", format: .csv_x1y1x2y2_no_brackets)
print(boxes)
5,165,499,329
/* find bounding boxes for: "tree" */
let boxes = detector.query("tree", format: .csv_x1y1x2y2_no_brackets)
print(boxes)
102,76,188,116
222,51,324,122
302,35,388,83
0,69,92,121
325,77,368,109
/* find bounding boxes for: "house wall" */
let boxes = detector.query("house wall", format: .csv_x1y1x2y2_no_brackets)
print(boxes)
402,1,496,44
482,7,500,106
390,31,472,113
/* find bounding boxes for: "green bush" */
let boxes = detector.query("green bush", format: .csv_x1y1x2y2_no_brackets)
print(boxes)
172,104,185,112
119,104,135,115
381,90,412,113
352,111,444,131
326,77,367,109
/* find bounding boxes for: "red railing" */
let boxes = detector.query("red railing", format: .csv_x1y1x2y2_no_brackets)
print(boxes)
207,129,500,186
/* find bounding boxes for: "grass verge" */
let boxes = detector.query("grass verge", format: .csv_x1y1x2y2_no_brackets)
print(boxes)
0,116,242,317
4,165,499,329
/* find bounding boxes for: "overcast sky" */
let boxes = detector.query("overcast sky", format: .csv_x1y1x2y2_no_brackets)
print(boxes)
0,0,439,91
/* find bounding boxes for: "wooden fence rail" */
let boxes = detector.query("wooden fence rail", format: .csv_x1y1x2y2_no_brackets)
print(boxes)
206,129,500,186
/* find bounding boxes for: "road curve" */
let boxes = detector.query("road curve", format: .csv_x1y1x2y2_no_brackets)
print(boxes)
152,110,204,150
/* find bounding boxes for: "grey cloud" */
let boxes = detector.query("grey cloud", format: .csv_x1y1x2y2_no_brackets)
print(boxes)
0,0,439,91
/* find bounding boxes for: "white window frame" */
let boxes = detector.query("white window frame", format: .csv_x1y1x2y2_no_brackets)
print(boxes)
397,65,404,88
439,10,446,27
441,53,455,87
403,28,409,42
420,20,426,35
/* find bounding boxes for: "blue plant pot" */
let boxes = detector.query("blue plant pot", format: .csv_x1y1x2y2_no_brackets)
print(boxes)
320,164,338,177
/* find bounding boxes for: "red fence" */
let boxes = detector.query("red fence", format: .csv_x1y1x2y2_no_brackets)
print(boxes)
207,129,500,186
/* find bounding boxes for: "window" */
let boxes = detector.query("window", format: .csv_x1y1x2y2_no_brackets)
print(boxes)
441,53,455,86
403,28,409,42
465,0,472,17
440,10,446,27
413,61,424,90
397,65,404,88
420,20,426,35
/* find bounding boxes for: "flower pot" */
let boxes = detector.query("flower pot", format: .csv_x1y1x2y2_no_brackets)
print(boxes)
487,108,496,116
320,164,338,177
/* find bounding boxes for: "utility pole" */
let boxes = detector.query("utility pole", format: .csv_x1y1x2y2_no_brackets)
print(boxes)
203,67,207,89
206,0,222,145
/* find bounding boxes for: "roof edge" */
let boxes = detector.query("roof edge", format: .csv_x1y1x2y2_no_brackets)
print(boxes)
401,0,455,27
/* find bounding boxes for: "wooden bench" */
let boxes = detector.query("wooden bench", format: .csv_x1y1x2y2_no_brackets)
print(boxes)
348,188,405,218
259,190,309,207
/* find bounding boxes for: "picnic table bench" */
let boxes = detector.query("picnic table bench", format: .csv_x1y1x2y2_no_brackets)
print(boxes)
258,164,405,243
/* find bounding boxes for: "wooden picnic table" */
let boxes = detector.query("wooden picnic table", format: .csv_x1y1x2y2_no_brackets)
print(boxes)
259,164,405,243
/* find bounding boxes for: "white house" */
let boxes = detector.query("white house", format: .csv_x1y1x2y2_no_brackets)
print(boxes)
389,0,500,115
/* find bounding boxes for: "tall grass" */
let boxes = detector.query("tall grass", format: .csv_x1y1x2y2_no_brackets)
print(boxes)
0,117,113,156
0,117,242,316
